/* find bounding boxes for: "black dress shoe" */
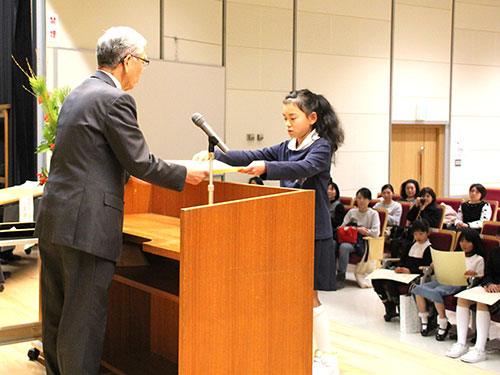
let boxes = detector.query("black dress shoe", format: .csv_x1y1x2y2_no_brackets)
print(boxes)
383,301,399,322
421,323,431,337
435,322,451,341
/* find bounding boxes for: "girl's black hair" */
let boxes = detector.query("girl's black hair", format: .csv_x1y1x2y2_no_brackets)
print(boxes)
469,183,487,200
411,218,430,233
381,184,394,194
356,187,372,200
400,179,420,199
248,176,264,185
283,89,344,159
456,228,486,259
328,178,340,202
419,187,437,204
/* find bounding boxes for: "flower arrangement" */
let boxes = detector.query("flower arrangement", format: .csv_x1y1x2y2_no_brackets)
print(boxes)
12,56,71,185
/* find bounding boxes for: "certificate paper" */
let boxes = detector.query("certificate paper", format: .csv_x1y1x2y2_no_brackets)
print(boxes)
167,160,243,174
455,286,500,306
366,268,420,284
431,249,467,286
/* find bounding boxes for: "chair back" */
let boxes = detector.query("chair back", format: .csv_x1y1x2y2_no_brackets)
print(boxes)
479,234,500,261
436,204,445,229
369,199,379,208
481,221,500,236
428,229,456,252
485,200,498,221
485,188,500,204
374,208,388,236
399,202,411,226
339,196,353,207
435,197,463,212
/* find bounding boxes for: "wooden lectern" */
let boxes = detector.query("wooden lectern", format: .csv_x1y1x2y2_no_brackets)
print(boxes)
101,177,315,374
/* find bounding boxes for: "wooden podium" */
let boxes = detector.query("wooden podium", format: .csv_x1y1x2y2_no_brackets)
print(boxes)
101,177,315,374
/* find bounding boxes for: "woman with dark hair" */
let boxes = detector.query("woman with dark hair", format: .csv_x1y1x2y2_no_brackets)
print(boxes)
412,229,485,341
328,179,344,229
406,187,442,228
248,176,264,185
399,179,420,203
374,184,402,227
454,183,491,231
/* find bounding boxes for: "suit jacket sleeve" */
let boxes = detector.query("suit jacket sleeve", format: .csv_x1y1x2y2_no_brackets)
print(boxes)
104,93,186,191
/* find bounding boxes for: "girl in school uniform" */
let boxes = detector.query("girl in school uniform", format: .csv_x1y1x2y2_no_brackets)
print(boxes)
446,233,500,363
194,89,344,375
412,229,485,341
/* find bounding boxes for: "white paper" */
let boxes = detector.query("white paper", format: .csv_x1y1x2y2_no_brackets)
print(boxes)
167,160,243,174
366,268,420,284
18,195,34,222
431,249,467,286
455,286,500,306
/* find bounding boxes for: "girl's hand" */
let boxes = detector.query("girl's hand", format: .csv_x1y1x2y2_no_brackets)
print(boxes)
358,227,370,236
456,222,468,229
192,150,209,161
240,161,266,176
395,267,410,274
484,284,500,293
430,264,434,270
464,270,477,276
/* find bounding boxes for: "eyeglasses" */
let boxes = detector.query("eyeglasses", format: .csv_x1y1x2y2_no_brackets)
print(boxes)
120,54,150,67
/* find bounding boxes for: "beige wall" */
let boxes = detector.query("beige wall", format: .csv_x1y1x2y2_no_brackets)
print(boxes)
43,0,500,197
450,0,500,195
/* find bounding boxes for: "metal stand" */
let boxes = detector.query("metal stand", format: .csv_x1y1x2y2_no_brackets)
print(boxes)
207,137,217,205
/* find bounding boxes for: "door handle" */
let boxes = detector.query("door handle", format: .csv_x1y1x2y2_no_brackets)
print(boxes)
419,146,425,186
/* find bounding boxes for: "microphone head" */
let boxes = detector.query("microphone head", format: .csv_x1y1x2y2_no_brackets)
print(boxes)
191,113,205,127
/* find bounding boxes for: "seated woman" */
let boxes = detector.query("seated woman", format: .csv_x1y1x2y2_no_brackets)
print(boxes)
374,184,402,227
327,178,345,230
372,219,432,322
446,230,500,363
412,229,485,341
398,179,420,203
406,187,442,228
336,187,380,289
454,183,492,232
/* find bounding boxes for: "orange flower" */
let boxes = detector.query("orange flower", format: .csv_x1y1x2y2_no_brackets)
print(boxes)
44,115,49,122
50,143,54,150
38,96,43,104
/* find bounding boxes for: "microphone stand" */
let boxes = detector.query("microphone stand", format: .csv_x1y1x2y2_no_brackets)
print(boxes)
207,136,217,205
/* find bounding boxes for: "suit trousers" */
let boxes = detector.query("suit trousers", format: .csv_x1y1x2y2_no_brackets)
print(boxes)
39,238,116,375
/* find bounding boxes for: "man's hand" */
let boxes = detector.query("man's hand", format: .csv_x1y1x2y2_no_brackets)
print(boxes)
185,166,208,185
192,150,209,161
240,161,266,176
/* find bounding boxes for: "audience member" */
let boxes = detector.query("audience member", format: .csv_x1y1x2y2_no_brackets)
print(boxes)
249,176,264,185
328,179,345,230
374,184,402,227
406,187,442,228
335,187,380,289
412,229,485,341
399,179,420,203
454,183,492,231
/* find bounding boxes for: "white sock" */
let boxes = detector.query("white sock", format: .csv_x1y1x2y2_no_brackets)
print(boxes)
418,312,429,324
456,305,470,345
438,316,448,330
313,305,332,353
474,310,491,352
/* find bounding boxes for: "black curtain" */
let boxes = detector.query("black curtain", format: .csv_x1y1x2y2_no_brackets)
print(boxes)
0,0,37,186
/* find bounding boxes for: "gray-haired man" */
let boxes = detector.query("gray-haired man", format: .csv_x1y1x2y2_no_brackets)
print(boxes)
35,26,207,375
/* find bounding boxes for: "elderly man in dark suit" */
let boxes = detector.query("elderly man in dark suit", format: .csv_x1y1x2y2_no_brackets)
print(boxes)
34,26,208,375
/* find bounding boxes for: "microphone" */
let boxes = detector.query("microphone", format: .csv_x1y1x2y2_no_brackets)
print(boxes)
191,113,229,153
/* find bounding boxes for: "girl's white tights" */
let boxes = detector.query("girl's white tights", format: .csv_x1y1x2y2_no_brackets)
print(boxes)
313,305,332,353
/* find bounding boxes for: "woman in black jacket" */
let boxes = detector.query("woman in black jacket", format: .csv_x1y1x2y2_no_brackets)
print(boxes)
406,187,442,228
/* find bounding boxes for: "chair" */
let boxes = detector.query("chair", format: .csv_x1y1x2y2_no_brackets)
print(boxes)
428,228,456,252
485,200,498,221
485,188,500,204
436,204,445,229
339,196,353,207
399,202,411,226
480,221,500,236
436,197,463,213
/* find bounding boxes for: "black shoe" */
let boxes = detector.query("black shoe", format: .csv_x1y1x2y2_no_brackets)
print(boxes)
336,272,345,290
421,319,437,337
0,252,21,262
383,301,399,322
435,322,451,341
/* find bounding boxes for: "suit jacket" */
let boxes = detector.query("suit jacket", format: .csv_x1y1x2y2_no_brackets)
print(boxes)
35,70,187,262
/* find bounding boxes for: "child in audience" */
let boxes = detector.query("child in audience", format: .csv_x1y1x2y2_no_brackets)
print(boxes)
454,183,492,232
248,176,264,185
446,228,500,363
372,219,432,321
406,187,442,228
336,188,380,289
374,184,402,227
194,89,344,375
412,229,485,340
399,179,420,203
328,179,345,230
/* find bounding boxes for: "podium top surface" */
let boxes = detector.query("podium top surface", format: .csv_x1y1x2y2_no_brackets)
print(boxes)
0,186,44,205
123,213,180,260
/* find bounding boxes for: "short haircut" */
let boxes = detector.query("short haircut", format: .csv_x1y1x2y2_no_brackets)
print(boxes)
411,219,430,233
356,187,372,200
419,187,436,204
470,183,487,200
457,228,486,258
381,184,394,194
400,179,420,199
97,26,147,69
328,178,341,202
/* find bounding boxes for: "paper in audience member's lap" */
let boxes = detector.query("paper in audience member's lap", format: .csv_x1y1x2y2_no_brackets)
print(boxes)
455,286,500,305
366,268,420,284
167,160,243,174
431,248,467,286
